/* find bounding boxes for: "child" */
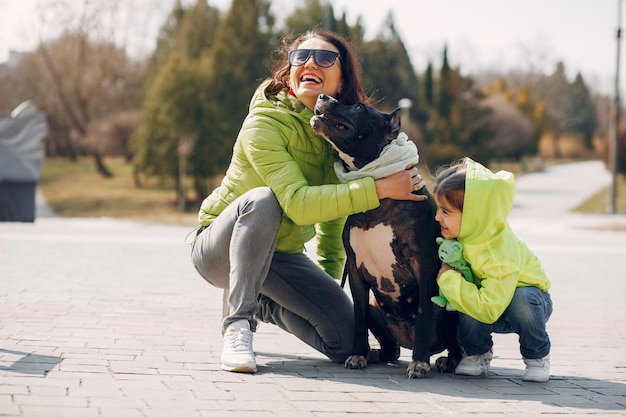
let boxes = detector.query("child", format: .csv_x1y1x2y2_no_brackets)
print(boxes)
433,158,553,382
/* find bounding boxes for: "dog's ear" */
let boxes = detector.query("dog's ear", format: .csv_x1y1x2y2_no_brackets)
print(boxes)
385,108,401,141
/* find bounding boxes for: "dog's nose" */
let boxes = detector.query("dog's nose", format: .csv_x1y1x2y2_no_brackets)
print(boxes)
318,94,329,101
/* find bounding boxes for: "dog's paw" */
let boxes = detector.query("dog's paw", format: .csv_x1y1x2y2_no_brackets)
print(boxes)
435,356,450,373
365,346,399,364
345,355,368,369
366,349,382,364
407,361,430,378
434,355,460,373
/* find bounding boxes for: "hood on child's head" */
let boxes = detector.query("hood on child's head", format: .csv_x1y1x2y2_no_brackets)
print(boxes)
458,158,516,245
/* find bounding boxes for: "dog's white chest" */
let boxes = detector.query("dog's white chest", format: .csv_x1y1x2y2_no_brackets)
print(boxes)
350,223,401,300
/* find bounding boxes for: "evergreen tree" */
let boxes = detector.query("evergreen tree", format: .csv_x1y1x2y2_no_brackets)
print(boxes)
283,0,335,36
360,12,420,116
515,85,543,155
146,1,220,83
136,0,278,201
437,45,454,119
193,0,274,194
210,0,273,104
134,0,224,200
529,62,599,155
534,62,570,156
335,12,352,38
177,0,222,60
544,62,570,133
483,94,534,161
189,54,228,198
422,46,493,168
562,73,598,147
423,62,434,108
280,2,364,78
341,15,366,49
145,0,186,82
133,54,209,185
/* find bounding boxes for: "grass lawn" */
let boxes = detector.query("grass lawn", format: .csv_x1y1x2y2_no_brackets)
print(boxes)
572,175,626,214
39,156,199,226
38,156,626,226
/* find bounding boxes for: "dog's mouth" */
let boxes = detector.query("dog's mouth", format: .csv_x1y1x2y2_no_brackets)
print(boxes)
313,108,353,133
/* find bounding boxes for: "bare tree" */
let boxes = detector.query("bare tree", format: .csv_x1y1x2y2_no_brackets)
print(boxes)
27,32,143,176
17,0,149,176
483,94,534,161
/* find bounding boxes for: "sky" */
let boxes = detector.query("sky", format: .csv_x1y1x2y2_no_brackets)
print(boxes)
0,0,622,94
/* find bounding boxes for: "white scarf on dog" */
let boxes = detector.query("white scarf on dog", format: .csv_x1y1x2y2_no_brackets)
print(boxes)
334,132,419,183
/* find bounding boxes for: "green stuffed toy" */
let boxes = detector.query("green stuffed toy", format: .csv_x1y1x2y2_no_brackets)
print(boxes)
431,237,473,311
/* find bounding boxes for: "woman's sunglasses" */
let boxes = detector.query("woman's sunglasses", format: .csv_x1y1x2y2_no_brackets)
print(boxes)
288,49,340,68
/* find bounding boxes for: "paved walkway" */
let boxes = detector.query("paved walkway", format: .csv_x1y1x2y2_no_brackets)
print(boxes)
1,160,626,417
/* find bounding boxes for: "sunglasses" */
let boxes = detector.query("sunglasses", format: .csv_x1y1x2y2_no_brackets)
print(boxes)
288,49,340,68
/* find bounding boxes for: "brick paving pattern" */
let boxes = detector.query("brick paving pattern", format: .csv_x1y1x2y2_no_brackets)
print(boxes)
1,160,626,416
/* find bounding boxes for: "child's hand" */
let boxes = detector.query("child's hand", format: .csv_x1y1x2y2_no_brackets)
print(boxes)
436,264,452,282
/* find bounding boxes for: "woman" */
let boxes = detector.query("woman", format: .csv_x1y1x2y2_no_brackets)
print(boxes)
191,30,425,373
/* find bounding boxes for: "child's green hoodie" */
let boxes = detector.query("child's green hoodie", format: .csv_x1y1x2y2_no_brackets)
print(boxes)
437,158,551,324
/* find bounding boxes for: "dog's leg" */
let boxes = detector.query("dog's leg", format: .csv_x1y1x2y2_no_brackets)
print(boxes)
407,272,434,379
344,256,371,369
433,308,463,373
365,299,400,363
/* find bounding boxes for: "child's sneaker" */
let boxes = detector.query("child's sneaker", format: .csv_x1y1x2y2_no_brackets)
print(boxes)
522,354,550,382
221,319,256,373
455,349,493,376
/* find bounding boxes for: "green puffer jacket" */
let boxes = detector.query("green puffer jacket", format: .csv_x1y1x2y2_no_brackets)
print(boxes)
198,80,381,279
437,158,551,324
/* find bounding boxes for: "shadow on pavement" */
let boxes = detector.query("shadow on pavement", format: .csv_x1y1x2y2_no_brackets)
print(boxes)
259,355,626,412
0,348,61,376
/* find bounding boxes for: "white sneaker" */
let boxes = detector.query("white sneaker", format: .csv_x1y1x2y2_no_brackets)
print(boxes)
221,319,256,373
455,350,493,376
522,354,550,382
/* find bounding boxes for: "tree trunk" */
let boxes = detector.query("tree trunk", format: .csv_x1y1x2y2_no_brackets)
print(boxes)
552,132,561,159
93,153,112,178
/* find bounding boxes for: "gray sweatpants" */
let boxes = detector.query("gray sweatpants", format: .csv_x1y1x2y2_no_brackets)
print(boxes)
191,187,355,363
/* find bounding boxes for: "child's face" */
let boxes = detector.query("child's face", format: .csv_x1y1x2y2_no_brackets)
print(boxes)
434,195,462,239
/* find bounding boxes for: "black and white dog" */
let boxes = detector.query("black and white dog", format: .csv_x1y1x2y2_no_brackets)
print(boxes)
311,94,461,378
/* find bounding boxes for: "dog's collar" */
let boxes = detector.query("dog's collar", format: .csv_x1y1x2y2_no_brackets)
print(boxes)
334,132,419,183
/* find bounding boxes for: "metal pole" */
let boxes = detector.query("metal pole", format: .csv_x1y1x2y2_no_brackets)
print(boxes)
608,0,622,214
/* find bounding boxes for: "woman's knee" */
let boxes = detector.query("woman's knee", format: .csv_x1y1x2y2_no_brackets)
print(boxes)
327,344,354,364
322,315,355,363
242,187,282,225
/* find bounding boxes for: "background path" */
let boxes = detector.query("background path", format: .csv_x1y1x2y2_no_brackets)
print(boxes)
1,160,625,416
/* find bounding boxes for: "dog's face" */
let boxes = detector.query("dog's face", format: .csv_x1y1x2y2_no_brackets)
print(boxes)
310,94,401,171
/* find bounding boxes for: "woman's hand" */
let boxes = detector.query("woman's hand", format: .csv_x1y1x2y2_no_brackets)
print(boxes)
374,165,428,202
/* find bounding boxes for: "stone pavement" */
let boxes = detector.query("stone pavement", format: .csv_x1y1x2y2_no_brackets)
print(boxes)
1,160,626,417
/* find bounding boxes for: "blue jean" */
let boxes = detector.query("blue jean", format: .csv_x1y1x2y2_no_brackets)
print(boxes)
190,187,355,363
459,286,553,360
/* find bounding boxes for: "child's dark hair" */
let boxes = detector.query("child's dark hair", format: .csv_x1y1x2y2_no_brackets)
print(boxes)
433,159,467,212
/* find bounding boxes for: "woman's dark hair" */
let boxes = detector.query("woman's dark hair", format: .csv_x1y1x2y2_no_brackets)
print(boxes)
433,159,467,212
268,30,370,105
